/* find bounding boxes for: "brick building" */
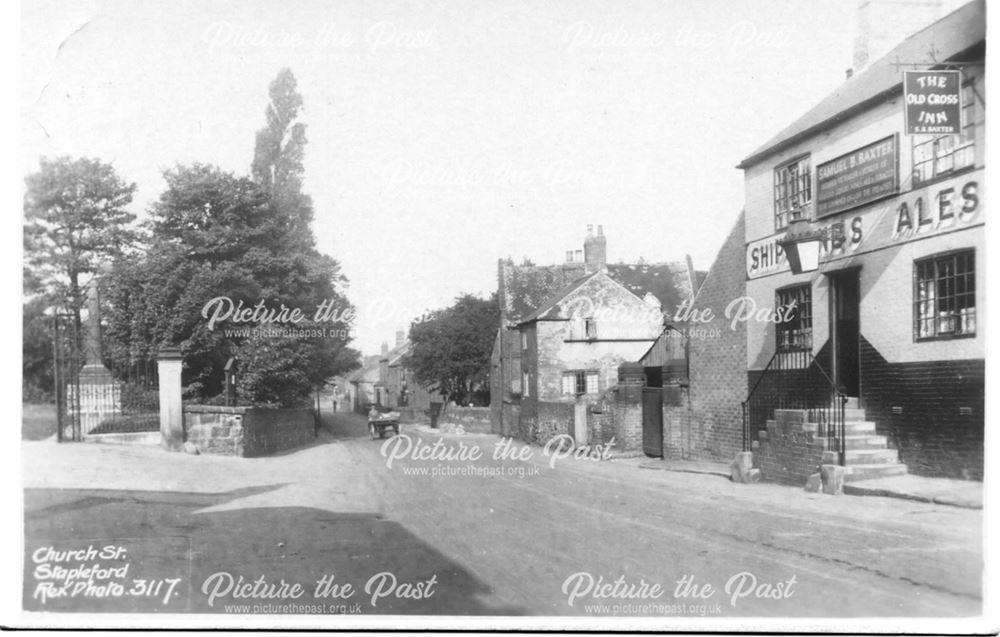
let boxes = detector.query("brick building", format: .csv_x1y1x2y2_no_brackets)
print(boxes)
491,225,703,450
346,354,380,413
638,211,749,462
736,0,985,481
376,331,445,421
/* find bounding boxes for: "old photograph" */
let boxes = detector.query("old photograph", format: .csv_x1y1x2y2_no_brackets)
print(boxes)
12,0,994,631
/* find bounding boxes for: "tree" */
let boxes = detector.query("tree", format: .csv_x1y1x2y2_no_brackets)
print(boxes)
102,164,360,406
23,156,138,400
405,294,499,405
251,67,313,248
24,157,138,318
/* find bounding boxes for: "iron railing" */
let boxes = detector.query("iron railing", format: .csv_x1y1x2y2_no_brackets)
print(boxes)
741,348,847,464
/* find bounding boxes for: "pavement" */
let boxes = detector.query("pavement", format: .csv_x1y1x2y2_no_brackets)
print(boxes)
415,423,983,509
21,412,984,618
844,474,983,509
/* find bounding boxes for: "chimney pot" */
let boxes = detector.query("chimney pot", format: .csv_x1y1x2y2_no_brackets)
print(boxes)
597,225,604,236
587,224,594,236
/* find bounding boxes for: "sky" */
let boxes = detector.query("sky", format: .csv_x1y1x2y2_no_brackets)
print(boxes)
21,0,862,355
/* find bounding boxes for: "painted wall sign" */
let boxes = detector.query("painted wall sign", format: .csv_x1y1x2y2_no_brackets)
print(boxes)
815,135,898,218
746,170,983,280
904,70,962,135
891,178,979,241
746,216,865,279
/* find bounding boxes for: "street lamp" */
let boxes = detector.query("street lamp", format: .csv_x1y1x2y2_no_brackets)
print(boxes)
777,209,832,275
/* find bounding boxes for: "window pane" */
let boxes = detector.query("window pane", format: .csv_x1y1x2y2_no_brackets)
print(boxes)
915,251,975,339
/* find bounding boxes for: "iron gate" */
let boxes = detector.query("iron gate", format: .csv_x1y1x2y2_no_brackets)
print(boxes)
52,312,160,442
52,312,81,441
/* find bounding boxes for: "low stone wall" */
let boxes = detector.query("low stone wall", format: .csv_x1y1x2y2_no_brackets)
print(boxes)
755,410,825,485
436,406,492,433
183,405,316,457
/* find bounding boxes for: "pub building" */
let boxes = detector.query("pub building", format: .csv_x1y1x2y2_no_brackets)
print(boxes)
736,0,984,480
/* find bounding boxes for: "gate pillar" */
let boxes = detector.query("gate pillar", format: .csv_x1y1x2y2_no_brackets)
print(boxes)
157,347,184,451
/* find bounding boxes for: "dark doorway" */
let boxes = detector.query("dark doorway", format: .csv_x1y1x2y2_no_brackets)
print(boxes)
642,387,663,458
828,269,861,397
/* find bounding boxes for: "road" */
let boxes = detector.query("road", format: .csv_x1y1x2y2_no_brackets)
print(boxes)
22,412,982,618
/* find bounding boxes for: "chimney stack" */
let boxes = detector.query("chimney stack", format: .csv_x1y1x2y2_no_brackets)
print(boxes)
852,0,942,73
395,330,405,348
584,224,607,273
380,341,389,357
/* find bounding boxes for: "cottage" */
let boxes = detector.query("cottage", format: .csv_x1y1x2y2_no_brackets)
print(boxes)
491,225,703,450
377,331,445,422
346,354,380,413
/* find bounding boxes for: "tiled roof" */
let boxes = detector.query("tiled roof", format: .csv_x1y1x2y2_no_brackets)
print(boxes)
386,341,411,367
606,262,696,315
738,0,985,169
498,260,588,324
516,271,601,324
499,258,704,326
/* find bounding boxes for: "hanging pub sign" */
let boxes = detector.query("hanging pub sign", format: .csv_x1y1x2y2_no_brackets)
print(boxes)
904,70,962,135
815,135,898,218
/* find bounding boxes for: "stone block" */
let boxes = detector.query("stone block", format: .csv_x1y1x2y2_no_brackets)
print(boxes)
805,472,822,493
730,451,755,483
821,464,845,495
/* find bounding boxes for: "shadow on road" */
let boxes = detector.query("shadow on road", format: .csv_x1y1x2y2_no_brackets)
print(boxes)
320,411,371,440
24,486,522,615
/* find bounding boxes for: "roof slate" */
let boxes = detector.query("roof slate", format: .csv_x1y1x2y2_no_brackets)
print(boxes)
498,258,702,325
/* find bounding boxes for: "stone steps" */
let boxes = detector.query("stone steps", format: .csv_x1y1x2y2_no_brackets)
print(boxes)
844,448,899,465
798,420,878,435
844,462,909,482
766,401,908,486
843,434,889,450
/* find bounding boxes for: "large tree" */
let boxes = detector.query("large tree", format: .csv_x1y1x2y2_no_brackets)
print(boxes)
23,156,139,399
405,294,499,405
102,68,360,406
251,67,313,248
23,156,138,311
103,165,359,406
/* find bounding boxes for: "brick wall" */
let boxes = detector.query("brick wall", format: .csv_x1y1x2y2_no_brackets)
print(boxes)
677,211,748,461
859,337,984,480
183,406,316,457
584,386,643,453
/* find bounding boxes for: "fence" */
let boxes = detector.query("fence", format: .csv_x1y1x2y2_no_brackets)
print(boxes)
741,348,846,464
53,312,160,441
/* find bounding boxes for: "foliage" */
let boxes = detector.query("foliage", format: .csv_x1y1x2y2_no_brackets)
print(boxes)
101,69,360,407
251,68,313,249
405,293,499,404
23,298,54,402
23,156,138,313
22,157,138,399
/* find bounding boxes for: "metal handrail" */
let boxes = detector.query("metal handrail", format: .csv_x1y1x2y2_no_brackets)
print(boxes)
741,348,847,464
